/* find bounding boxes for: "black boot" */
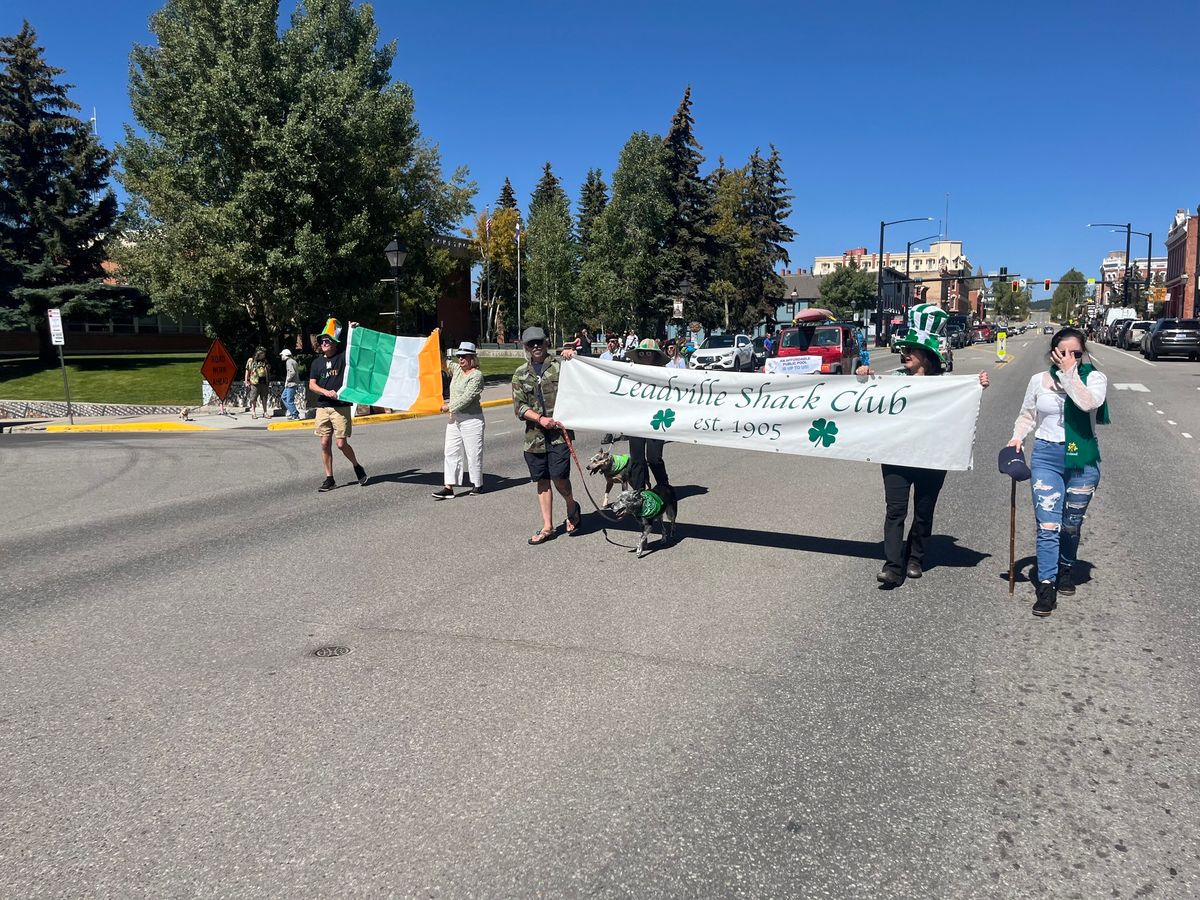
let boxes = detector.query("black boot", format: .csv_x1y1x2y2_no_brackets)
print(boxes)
1056,568,1075,596
1032,580,1057,617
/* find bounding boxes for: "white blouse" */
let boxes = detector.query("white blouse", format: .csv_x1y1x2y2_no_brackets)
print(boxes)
1011,367,1108,444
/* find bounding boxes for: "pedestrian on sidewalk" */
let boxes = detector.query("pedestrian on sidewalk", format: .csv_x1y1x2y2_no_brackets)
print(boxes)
1007,327,1109,617
599,335,621,361
433,342,486,500
308,319,367,492
512,326,580,544
245,347,271,419
855,304,989,586
280,349,301,420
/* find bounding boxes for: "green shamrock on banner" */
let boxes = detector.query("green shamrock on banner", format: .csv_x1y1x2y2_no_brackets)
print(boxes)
651,408,676,431
808,417,838,448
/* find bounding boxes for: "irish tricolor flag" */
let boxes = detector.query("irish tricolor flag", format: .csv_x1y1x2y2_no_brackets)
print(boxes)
338,326,443,414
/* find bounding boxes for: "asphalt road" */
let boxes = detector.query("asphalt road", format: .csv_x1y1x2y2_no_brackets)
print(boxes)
3,333,1199,898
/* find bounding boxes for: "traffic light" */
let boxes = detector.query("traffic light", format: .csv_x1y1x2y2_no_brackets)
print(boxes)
1011,280,1019,292
1044,279,1052,291
999,266,1008,277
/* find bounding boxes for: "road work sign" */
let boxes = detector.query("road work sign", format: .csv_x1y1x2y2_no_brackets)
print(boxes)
200,339,238,401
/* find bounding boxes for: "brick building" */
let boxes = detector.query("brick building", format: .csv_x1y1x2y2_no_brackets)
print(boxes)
1164,209,1199,319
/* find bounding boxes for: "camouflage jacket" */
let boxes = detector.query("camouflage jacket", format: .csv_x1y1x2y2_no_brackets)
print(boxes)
512,357,570,453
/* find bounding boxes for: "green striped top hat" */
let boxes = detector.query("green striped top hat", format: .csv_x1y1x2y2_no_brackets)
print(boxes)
896,302,948,362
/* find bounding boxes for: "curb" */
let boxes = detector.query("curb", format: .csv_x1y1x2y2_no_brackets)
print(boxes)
45,422,214,433
34,397,514,435
266,397,513,432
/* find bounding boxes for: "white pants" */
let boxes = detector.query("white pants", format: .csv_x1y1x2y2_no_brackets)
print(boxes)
444,414,485,487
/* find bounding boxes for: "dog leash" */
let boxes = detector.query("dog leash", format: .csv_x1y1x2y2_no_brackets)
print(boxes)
559,426,624,525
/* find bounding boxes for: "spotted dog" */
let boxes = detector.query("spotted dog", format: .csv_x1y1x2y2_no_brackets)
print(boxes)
608,486,677,558
585,448,632,508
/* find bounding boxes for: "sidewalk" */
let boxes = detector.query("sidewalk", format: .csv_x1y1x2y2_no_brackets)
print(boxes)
7,383,514,434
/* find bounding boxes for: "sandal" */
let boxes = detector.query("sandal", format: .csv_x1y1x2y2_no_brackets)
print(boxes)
565,501,582,536
528,528,556,546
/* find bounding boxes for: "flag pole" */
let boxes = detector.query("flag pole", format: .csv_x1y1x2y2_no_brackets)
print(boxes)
516,218,522,338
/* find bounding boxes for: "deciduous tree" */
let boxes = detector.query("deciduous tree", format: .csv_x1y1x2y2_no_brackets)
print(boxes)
118,0,473,346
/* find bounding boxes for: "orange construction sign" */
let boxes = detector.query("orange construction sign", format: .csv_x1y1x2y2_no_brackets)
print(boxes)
200,338,238,401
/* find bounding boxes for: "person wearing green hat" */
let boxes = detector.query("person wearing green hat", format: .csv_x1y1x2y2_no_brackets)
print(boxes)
855,304,989,586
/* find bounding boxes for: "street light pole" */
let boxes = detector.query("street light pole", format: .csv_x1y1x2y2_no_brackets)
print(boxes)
384,236,408,336
876,216,933,346
1088,222,1138,310
904,231,941,318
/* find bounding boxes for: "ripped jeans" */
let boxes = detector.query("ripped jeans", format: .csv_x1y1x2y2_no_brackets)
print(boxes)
1030,438,1101,582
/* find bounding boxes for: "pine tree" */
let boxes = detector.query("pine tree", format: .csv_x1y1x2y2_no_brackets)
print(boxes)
496,177,518,210
659,86,715,329
576,168,608,252
0,21,126,359
745,145,795,325
577,132,671,334
118,0,473,346
530,162,564,215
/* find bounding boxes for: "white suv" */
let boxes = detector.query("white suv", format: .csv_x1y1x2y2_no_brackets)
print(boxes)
689,334,753,371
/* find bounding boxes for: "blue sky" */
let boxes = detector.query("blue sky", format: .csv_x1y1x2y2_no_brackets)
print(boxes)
6,0,1198,301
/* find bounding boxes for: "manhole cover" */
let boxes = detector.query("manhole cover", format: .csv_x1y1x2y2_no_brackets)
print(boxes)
314,645,351,658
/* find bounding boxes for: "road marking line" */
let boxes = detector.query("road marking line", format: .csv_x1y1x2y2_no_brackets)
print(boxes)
1184,433,1194,439
1090,345,1156,367
1157,410,1164,415
1113,383,1150,392
1168,420,1177,425
1147,401,1154,405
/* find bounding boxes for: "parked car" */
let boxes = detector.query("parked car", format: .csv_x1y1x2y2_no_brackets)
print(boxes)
776,322,860,374
969,323,994,344
1106,318,1134,346
1144,319,1200,360
690,333,753,371
946,324,968,349
1043,325,1054,334
1118,320,1153,351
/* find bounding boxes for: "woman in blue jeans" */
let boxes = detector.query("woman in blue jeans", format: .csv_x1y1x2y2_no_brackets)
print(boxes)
1008,327,1109,617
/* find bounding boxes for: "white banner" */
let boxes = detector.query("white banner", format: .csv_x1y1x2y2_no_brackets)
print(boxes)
556,357,983,471
765,355,819,375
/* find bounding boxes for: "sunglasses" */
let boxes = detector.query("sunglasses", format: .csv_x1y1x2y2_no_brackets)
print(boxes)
526,340,546,348
319,338,333,344
1059,349,1083,359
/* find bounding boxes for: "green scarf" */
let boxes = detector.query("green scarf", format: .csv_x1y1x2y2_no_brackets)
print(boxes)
1050,362,1110,466
639,489,665,519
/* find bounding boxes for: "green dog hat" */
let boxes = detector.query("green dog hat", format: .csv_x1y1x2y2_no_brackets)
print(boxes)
896,302,948,362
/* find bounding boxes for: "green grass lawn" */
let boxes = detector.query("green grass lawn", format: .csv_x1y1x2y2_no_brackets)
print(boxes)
0,354,208,405
478,356,522,377
0,352,524,405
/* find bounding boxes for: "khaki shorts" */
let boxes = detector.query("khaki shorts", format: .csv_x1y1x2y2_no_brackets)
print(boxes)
314,405,353,439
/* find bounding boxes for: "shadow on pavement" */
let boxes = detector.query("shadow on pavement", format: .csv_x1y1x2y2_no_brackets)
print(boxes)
999,557,1094,586
921,535,992,571
369,468,529,494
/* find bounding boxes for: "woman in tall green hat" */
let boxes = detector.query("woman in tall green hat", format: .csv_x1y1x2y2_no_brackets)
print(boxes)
1006,326,1108,617
856,304,990,586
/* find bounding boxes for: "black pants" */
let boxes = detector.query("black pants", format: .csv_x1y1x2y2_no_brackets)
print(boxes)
881,464,947,576
628,437,674,504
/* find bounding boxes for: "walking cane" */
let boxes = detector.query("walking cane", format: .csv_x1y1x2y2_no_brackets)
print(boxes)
1008,479,1017,594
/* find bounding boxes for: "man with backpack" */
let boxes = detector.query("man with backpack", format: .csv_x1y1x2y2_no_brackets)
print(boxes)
244,347,271,419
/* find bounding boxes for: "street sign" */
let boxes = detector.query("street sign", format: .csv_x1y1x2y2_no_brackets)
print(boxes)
200,338,238,402
996,331,1007,360
672,298,684,318
47,309,65,346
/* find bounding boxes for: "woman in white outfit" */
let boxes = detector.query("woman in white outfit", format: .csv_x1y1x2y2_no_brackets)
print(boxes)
433,343,486,499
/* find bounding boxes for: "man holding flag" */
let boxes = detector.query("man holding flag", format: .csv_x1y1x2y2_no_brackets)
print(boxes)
309,319,368,492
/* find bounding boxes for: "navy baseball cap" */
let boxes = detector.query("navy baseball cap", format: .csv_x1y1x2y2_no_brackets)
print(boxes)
998,446,1031,481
